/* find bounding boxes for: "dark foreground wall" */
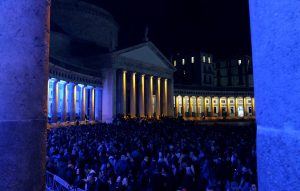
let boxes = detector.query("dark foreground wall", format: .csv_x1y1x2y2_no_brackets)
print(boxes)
0,1,50,190
249,0,300,190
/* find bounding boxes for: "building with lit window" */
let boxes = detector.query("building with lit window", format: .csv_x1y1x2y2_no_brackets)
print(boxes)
172,52,255,118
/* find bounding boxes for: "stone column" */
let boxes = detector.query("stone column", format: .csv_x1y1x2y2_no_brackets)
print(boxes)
138,74,145,117
227,97,230,117
250,0,300,189
145,75,154,117
235,97,238,117
203,97,207,116
52,79,58,122
155,77,161,117
81,86,86,120
196,97,199,117
219,97,222,117
0,0,50,189
175,96,179,117
251,97,255,116
243,97,247,116
162,78,168,116
95,87,102,121
167,79,174,116
63,83,67,121
130,72,136,117
182,96,186,117
68,83,75,121
73,85,77,121
189,97,193,117
90,88,95,120
121,71,127,115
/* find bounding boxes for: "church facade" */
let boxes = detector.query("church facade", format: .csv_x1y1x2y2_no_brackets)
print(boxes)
47,0,254,124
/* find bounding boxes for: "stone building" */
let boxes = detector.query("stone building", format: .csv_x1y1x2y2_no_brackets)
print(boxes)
48,0,175,123
172,52,255,118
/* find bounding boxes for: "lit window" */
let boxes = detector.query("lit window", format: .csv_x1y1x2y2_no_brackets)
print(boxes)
191,57,194,63
202,56,206,63
208,57,211,64
174,60,176,67
182,59,185,65
238,60,242,65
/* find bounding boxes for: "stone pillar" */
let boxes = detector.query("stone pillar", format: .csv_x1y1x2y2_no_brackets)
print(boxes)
91,88,95,120
249,1,300,189
120,71,127,115
219,97,222,117
251,97,255,116
167,79,174,116
68,83,75,121
196,97,199,117
203,97,207,116
138,74,145,117
243,97,247,116
95,87,102,121
175,96,179,117
235,97,238,117
162,78,168,116
81,86,86,120
155,77,161,117
227,97,230,117
63,83,67,121
0,0,50,189
73,85,77,121
130,72,136,117
52,80,58,122
189,97,193,117
145,75,154,117
182,96,186,117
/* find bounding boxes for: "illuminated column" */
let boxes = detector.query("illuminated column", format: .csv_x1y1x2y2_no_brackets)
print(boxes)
203,97,207,116
121,71,127,115
81,86,86,120
138,74,145,117
162,79,168,116
182,96,186,117
189,97,193,117
196,97,199,117
53,80,58,122
95,87,102,121
0,0,50,189
130,72,136,117
73,85,77,121
67,83,75,121
210,97,213,117
91,88,95,120
175,96,179,117
251,97,255,116
227,97,230,117
219,97,222,117
63,83,67,121
155,77,161,117
145,75,154,117
234,97,238,117
167,79,174,116
243,97,247,116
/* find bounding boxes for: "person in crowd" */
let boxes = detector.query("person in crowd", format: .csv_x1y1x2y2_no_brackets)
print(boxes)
46,117,257,191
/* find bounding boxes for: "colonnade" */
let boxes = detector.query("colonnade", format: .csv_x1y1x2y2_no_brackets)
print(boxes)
118,70,172,118
48,78,102,122
174,95,255,117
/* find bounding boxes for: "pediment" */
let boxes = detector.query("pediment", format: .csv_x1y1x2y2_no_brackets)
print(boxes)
113,42,175,71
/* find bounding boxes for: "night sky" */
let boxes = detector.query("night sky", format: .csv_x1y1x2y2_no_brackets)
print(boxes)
85,0,252,59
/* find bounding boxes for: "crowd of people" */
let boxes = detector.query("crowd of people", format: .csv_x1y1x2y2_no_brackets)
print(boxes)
46,117,257,191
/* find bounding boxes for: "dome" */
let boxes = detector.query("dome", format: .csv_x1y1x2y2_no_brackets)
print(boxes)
51,0,119,51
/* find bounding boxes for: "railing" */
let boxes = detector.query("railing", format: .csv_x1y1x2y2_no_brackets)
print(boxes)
46,171,85,191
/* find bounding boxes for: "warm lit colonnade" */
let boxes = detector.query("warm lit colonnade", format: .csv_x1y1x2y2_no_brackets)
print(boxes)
117,70,173,118
174,95,255,118
47,78,102,123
